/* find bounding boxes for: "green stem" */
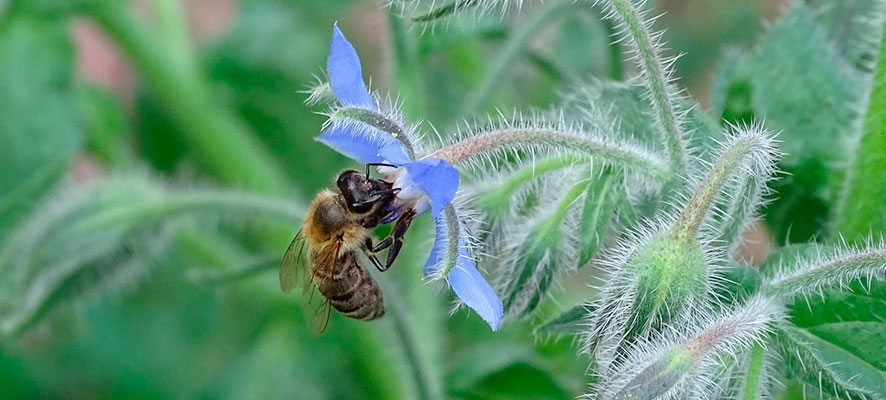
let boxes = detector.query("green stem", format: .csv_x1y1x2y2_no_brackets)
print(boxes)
385,286,444,400
188,255,279,286
835,25,886,241
741,343,765,400
457,0,573,118
42,192,305,252
427,127,669,179
607,0,687,174
388,10,428,118
82,2,290,193
411,0,480,22
478,154,589,209
670,134,765,244
151,0,198,78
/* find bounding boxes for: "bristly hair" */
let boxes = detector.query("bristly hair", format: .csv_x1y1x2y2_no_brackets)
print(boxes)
388,0,533,24
761,236,886,299
593,0,693,174
492,167,587,319
587,296,781,399
427,108,669,181
0,173,307,336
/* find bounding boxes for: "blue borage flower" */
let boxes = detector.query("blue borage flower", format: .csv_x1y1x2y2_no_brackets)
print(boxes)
315,24,503,330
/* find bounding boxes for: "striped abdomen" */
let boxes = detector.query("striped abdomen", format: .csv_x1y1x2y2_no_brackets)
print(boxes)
313,251,385,320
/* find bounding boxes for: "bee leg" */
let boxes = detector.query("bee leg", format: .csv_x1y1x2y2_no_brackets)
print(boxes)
381,209,416,270
363,238,388,272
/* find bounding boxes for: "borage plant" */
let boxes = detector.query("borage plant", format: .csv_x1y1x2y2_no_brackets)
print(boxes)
313,0,886,398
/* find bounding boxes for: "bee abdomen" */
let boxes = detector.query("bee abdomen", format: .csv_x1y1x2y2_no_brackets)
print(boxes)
317,252,385,321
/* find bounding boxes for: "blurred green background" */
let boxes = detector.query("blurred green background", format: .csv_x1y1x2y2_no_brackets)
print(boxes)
0,0,789,398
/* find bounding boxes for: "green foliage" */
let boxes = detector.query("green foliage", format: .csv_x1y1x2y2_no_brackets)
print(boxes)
0,15,79,240
715,4,870,244
2,0,886,399
837,24,886,238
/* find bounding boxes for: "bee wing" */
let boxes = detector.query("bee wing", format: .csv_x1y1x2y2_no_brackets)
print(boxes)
303,241,341,335
279,228,307,294
282,230,339,335
306,298,333,335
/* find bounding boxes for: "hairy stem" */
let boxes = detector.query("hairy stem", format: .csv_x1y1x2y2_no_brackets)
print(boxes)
83,2,290,193
763,246,886,298
457,0,573,118
741,343,765,400
671,133,768,244
606,0,687,173
40,192,305,252
411,0,480,22
835,26,886,240
427,127,668,178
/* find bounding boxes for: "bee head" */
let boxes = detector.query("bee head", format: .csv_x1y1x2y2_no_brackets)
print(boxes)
337,170,395,214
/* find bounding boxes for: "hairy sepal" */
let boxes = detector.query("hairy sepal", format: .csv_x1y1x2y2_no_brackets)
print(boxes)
590,296,781,399
497,171,586,319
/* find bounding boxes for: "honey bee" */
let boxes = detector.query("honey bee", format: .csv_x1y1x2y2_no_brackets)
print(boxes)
280,166,416,331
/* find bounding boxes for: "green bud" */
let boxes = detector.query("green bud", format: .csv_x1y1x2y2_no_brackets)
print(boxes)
612,349,692,400
627,233,707,335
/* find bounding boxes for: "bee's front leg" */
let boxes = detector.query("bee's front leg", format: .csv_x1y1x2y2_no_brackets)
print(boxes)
380,209,416,270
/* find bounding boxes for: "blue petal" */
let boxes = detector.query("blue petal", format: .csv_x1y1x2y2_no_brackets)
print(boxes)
328,24,377,111
316,125,387,164
405,158,459,218
424,215,503,331
378,141,413,165
449,249,503,331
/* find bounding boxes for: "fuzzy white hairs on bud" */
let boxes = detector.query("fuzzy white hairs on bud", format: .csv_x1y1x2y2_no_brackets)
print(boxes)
588,296,782,400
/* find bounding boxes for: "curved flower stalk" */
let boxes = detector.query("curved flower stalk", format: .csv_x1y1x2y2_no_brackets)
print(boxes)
584,126,779,376
314,25,503,330
589,296,782,399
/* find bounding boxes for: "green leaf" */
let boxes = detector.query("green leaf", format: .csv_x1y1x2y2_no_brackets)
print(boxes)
453,363,572,400
713,264,759,306
78,84,130,167
745,5,862,243
836,24,886,238
0,16,79,239
764,244,886,398
577,168,621,266
750,5,860,169
806,0,886,71
777,322,886,398
536,304,591,336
